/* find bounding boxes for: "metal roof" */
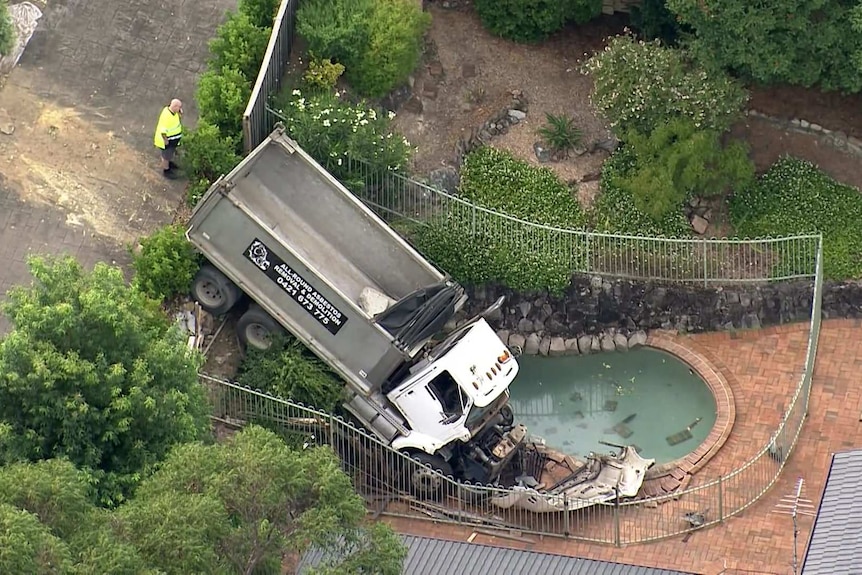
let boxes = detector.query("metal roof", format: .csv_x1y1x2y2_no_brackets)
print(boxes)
802,449,862,575
297,533,697,575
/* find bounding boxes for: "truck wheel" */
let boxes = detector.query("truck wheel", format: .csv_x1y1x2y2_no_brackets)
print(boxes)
192,265,240,315
497,405,515,430
405,452,453,499
237,306,284,351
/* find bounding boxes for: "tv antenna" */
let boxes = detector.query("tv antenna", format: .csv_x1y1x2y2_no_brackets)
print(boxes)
772,478,816,575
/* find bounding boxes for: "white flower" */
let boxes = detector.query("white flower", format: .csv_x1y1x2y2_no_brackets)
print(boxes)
323,119,331,127
387,110,396,120
359,119,368,126
292,89,301,96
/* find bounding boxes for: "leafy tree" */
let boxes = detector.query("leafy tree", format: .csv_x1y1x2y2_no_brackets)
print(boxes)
474,0,602,43
0,459,151,574
0,0,15,57
582,34,747,136
120,425,407,575
237,335,343,413
239,0,281,28
196,66,251,140
667,0,862,92
853,2,862,75
132,224,201,301
0,256,210,506
180,121,242,206
208,11,272,81
0,503,75,574
614,119,754,220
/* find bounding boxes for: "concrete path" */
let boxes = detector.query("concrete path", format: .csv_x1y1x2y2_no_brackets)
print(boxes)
0,0,235,334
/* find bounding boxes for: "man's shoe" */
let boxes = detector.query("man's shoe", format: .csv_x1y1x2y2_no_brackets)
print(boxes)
163,169,177,180
169,161,179,170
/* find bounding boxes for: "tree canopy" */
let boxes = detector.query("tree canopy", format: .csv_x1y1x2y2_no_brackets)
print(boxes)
0,256,210,506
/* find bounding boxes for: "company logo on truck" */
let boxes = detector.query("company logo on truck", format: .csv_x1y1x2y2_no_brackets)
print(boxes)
244,239,348,335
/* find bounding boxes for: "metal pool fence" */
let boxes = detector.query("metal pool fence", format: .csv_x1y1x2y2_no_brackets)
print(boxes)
200,238,822,545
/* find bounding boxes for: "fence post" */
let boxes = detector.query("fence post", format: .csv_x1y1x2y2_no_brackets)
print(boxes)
585,233,592,274
718,475,724,522
563,495,569,536
614,487,621,547
702,237,709,287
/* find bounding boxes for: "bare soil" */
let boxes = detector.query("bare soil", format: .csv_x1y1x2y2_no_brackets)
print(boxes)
399,4,862,215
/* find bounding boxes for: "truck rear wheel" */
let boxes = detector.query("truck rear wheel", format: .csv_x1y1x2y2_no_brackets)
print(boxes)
405,452,453,499
192,265,240,315
237,306,284,351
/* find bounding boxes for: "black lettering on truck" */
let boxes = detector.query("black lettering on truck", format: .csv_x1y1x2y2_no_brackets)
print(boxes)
244,239,348,335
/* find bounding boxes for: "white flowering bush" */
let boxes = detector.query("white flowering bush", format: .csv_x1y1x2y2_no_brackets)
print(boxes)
274,88,411,185
582,35,748,135
729,157,862,280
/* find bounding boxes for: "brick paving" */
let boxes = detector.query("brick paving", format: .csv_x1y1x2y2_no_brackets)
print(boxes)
383,319,862,575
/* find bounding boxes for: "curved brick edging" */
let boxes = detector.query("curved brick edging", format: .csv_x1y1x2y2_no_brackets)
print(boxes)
638,334,736,499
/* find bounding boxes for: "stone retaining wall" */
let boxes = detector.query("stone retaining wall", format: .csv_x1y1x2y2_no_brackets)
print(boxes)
459,276,862,355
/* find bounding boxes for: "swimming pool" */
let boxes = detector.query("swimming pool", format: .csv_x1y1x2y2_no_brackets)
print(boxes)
509,348,718,465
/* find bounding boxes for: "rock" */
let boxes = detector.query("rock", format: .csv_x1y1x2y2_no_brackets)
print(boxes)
359,287,397,316
428,61,444,77
402,95,424,114
800,119,810,129
577,335,593,355
517,318,533,332
690,214,709,235
508,333,526,352
539,336,552,356
564,338,580,355
518,301,532,318
461,63,477,78
590,335,601,353
593,137,619,154
627,330,647,349
524,333,541,355
496,330,510,345
533,141,551,163
508,109,526,121
809,123,822,132
423,85,439,100
429,166,459,193
381,85,412,113
600,333,615,352
549,337,566,356
743,312,762,330
573,146,588,156
613,332,629,351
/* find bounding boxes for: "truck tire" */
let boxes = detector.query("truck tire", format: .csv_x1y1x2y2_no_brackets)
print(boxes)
405,452,453,499
497,404,515,430
237,306,284,351
192,265,240,315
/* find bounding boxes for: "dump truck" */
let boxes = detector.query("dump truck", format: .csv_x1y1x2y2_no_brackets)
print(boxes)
186,126,527,491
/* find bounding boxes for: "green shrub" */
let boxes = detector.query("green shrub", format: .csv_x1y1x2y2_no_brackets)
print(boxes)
196,67,251,140
181,122,241,206
667,0,862,93
303,55,346,92
0,1,14,56
347,0,431,97
475,0,601,43
297,0,374,69
238,0,280,28
132,225,201,301
729,157,862,280
273,88,411,185
297,0,429,98
592,148,690,238
582,35,747,136
536,112,583,157
207,11,272,80
458,146,586,228
614,118,754,220
237,335,343,412
629,0,685,46
413,147,587,292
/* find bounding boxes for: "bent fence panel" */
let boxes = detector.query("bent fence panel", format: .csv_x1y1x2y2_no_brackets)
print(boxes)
242,0,298,154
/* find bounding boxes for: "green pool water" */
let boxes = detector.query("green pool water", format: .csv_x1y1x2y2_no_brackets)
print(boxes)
509,348,717,465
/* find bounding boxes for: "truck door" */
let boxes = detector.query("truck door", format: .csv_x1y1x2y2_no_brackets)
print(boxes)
391,370,470,440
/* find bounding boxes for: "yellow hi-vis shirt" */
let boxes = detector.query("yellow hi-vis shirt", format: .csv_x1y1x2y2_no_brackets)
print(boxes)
154,107,183,149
